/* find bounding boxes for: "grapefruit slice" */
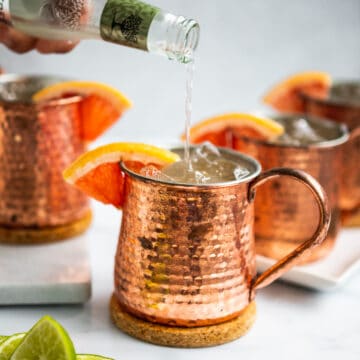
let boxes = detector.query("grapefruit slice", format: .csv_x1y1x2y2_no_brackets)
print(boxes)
33,81,132,141
185,113,284,147
263,71,331,113
63,143,180,208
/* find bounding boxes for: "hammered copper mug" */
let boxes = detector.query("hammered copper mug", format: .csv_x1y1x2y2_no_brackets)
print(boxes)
0,74,91,244
302,82,360,226
111,147,330,347
234,114,348,264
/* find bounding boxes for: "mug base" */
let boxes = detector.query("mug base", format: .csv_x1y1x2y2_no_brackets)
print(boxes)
0,210,92,245
110,293,256,348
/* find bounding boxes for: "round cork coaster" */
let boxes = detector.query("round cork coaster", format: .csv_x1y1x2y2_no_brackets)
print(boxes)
0,210,92,245
110,294,256,348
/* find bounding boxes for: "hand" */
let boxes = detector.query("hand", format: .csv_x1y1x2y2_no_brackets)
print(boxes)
0,23,78,54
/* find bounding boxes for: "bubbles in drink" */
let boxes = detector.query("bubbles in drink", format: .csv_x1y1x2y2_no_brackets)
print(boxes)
140,165,162,179
274,117,327,145
140,165,173,182
143,143,250,185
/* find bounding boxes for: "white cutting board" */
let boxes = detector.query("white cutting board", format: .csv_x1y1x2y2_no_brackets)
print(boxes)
0,234,91,305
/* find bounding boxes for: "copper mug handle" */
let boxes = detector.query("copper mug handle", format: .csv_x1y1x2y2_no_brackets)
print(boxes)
248,168,331,291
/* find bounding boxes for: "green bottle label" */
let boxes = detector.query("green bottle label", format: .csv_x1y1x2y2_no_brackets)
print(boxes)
100,0,159,51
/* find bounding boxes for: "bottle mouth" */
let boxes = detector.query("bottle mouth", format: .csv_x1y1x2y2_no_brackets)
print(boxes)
183,19,200,62
170,18,200,64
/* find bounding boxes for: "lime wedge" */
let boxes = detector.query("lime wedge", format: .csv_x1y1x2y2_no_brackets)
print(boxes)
0,333,26,360
0,336,8,344
77,356,114,360
10,316,75,360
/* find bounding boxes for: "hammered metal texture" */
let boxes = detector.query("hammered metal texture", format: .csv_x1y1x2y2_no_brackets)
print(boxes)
114,175,256,327
303,95,360,214
0,100,89,228
235,137,342,264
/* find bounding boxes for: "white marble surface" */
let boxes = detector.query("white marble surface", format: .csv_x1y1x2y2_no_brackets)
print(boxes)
0,234,91,305
0,200,359,359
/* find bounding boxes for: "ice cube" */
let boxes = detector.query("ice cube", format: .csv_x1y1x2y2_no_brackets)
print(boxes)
277,117,327,145
194,170,211,184
194,142,221,164
152,143,251,185
234,165,250,180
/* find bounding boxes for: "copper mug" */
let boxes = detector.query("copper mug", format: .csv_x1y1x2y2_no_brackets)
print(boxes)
234,114,348,264
302,82,360,225
113,147,330,339
0,74,91,244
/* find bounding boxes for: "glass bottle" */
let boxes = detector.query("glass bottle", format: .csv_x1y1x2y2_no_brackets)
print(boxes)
0,0,199,63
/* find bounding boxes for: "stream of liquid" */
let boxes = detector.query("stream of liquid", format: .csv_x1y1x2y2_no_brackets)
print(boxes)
184,57,195,171
151,52,250,185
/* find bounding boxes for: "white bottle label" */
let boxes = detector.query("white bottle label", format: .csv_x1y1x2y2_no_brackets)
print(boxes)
0,0,10,24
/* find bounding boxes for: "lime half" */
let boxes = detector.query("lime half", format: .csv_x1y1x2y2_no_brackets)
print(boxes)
0,333,26,360
77,356,114,360
10,316,75,360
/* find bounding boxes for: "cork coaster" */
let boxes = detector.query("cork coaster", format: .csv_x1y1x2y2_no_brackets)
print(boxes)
110,294,256,348
0,210,92,245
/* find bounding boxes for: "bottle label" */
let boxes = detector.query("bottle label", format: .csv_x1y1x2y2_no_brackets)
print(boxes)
100,0,159,51
0,0,10,25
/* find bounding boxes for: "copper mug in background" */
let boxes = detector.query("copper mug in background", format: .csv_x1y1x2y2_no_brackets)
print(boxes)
302,82,360,226
235,114,348,264
112,147,330,345
0,74,91,244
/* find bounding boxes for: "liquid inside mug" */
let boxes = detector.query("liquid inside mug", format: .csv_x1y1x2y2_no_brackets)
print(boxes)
0,74,91,244
302,82,360,225
112,147,330,343
234,115,348,263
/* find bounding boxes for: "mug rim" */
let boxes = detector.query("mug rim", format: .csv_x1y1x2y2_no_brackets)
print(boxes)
301,80,360,108
121,145,262,188
239,113,349,149
0,73,82,107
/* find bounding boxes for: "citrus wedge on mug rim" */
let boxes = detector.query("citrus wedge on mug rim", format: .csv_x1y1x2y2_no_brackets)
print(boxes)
33,81,132,142
63,143,180,208
185,112,284,147
262,71,332,113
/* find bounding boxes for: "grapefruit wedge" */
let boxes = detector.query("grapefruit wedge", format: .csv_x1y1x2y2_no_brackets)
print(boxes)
263,71,331,113
33,81,132,141
63,143,180,208
185,113,284,147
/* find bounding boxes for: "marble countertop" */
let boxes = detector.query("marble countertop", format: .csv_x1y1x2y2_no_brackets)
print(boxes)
0,200,359,360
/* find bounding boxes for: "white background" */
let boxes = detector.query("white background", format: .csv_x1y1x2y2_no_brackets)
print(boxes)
1,0,359,141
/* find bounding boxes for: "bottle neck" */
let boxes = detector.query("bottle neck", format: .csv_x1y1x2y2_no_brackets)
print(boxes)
147,11,199,63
